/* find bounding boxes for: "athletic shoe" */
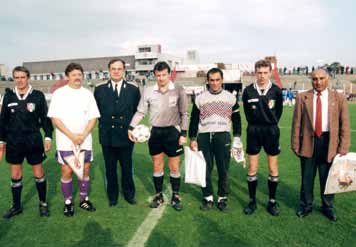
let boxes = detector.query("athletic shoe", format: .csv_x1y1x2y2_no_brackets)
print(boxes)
39,202,50,217
217,198,228,212
64,200,74,217
3,206,23,219
150,193,164,208
266,201,279,216
243,200,257,215
79,198,96,212
171,193,182,211
200,199,214,211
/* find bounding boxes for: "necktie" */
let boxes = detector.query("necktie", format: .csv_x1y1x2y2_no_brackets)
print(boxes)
315,92,322,137
114,83,118,97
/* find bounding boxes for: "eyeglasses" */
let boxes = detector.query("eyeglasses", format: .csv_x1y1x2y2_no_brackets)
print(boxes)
312,77,325,81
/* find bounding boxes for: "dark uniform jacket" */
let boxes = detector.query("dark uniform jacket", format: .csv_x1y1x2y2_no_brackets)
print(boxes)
0,87,53,144
242,83,283,126
94,80,140,147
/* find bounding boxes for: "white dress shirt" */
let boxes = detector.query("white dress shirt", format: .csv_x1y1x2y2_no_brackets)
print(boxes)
313,89,329,132
111,79,123,96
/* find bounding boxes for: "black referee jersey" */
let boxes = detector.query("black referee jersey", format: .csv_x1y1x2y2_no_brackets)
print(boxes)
0,88,53,144
242,83,283,125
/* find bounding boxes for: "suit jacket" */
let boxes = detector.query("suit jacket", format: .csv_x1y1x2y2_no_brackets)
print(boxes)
291,89,350,162
94,80,140,147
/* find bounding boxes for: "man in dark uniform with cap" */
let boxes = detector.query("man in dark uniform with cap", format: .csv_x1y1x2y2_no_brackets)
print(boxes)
94,59,140,206
0,66,53,218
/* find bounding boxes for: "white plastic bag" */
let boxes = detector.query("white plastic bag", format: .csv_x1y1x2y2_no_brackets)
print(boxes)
324,153,356,194
184,146,206,187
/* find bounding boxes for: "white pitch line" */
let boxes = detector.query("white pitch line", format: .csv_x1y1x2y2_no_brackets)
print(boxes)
127,188,172,247
127,165,186,247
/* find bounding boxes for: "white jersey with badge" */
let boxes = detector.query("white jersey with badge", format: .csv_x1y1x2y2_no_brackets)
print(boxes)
47,85,100,151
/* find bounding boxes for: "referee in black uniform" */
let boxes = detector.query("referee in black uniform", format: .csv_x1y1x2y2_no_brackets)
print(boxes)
94,59,140,206
0,66,53,219
242,59,283,216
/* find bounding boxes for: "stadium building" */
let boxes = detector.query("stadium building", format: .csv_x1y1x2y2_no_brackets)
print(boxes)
23,44,182,81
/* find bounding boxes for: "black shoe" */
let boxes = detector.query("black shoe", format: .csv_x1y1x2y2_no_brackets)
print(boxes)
296,207,312,218
321,208,337,222
64,201,74,217
217,199,228,212
150,193,164,208
200,199,214,211
171,194,182,211
109,201,117,207
3,206,23,219
39,202,50,217
80,198,96,212
266,201,279,216
126,198,137,205
243,201,257,215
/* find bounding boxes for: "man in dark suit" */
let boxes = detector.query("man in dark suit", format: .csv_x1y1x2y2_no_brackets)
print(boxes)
291,69,350,221
94,59,140,206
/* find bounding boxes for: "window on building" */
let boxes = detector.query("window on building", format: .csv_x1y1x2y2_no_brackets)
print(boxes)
139,47,151,53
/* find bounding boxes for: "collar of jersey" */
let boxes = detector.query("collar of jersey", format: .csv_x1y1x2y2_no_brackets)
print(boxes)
14,85,33,100
253,80,272,96
208,88,223,95
154,81,175,91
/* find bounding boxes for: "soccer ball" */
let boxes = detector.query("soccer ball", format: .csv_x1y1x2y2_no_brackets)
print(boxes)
132,124,151,143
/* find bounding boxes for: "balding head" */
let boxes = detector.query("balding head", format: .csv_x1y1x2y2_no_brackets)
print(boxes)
311,69,329,92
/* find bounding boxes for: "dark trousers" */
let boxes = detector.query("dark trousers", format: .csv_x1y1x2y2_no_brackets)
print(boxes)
299,132,334,210
102,145,135,203
198,132,231,198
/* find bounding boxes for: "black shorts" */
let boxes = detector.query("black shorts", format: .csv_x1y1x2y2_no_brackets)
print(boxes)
148,126,183,157
5,132,46,165
246,125,280,156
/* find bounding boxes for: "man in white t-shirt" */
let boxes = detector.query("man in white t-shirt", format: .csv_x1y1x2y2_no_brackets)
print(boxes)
48,63,100,217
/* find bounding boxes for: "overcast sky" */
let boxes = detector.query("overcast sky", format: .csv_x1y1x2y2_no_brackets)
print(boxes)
1,0,355,72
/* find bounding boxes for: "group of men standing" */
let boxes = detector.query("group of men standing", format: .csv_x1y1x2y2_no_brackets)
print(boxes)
0,58,350,222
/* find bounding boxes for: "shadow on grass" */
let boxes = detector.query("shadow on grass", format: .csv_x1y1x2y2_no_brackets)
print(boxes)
134,152,154,196
71,221,122,247
0,220,12,242
197,215,252,247
146,231,178,247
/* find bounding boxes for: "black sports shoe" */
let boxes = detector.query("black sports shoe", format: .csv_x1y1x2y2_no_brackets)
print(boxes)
39,202,50,217
171,193,182,211
150,193,164,208
243,200,257,215
200,199,214,211
64,201,74,217
3,206,23,219
266,201,279,216
79,198,96,212
217,198,228,212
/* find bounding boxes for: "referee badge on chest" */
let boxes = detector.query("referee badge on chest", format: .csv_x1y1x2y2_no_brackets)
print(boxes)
27,103,36,112
268,99,275,109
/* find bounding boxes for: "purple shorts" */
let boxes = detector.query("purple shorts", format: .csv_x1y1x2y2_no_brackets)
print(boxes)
55,150,93,165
